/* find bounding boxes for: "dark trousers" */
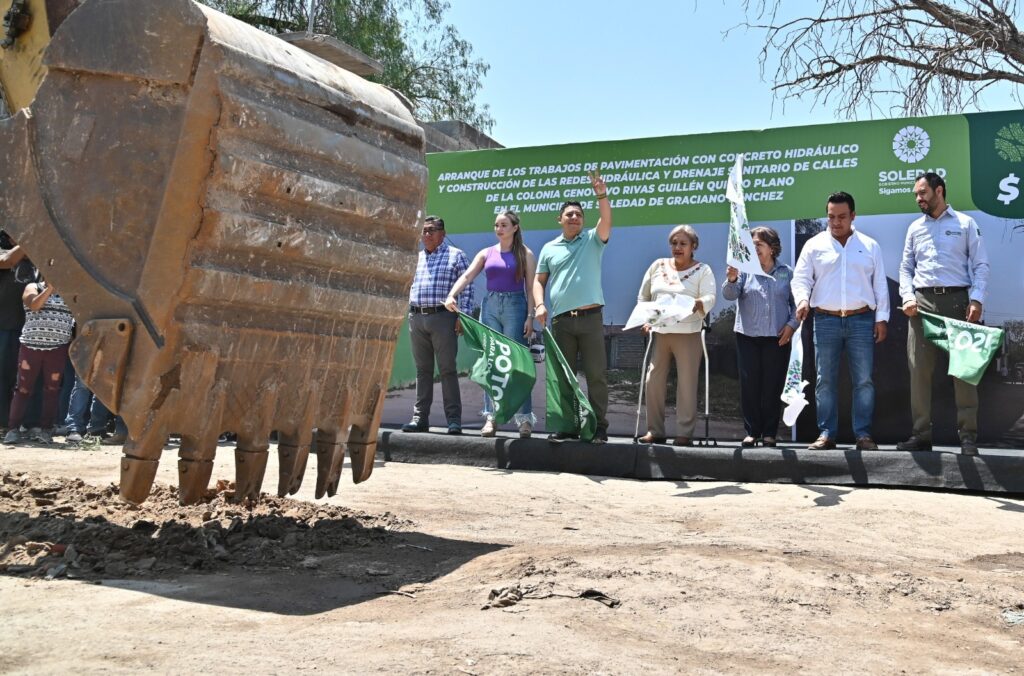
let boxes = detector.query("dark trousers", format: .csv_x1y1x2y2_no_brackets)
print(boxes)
409,310,461,424
908,288,977,442
8,343,69,429
0,328,21,427
736,332,791,439
551,310,608,433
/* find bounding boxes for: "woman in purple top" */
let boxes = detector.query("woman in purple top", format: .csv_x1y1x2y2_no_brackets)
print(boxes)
445,211,537,437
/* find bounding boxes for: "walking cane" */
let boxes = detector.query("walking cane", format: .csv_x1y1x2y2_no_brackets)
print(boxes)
693,321,718,447
633,331,654,443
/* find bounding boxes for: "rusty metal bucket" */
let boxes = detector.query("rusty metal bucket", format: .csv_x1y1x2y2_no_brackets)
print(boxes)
0,0,426,504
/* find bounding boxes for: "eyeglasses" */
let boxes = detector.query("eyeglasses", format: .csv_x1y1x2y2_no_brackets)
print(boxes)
422,227,443,234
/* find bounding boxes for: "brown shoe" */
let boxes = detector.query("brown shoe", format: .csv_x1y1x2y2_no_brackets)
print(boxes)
741,436,758,448
807,435,836,450
855,436,879,451
638,433,666,444
672,437,692,447
896,435,932,452
762,437,777,447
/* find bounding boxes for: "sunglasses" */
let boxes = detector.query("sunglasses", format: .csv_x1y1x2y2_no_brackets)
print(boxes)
422,227,443,234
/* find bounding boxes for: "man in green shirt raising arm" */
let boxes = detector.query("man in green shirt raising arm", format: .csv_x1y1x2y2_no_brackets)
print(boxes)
533,170,612,443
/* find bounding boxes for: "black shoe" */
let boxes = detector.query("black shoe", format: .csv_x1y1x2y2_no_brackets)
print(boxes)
592,431,608,444
447,422,462,435
896,435,932,452
961,439,979,456
401,418,428,433
547,432,577,442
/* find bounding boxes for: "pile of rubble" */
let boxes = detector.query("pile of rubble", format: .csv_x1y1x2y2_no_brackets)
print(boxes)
0,471,412,580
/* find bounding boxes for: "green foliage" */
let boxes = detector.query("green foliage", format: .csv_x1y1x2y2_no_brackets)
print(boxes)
995,123,1024,163
195,0,493,131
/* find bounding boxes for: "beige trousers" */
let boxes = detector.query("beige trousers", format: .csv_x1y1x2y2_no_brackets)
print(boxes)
645,332,702,438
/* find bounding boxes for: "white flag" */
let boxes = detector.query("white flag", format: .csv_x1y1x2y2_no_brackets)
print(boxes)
624,295,696,331
725,156,768,277
781,322,809,427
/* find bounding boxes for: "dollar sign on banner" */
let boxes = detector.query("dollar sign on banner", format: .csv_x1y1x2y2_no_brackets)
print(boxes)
997,172,1020,205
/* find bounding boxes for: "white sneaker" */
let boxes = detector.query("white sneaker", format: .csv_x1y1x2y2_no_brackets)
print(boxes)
480,416,496,437
3,429,20,444
519,420,533,438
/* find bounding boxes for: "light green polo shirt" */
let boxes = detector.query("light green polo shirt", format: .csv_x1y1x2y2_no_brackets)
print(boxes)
536,228,607,318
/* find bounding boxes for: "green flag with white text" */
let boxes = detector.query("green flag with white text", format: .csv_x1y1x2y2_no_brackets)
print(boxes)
542,328,597,441
920,311,1004,386
459,313,536,424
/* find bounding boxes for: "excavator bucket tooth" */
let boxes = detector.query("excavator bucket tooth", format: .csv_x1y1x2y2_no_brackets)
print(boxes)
277,443,310,497
234,445,270,503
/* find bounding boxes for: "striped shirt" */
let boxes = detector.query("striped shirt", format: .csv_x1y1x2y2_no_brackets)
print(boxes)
409,242,474,313
21,286,74,350
721,263,799,337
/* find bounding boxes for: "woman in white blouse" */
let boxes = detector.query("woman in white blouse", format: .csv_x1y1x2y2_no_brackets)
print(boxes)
636,225,716,445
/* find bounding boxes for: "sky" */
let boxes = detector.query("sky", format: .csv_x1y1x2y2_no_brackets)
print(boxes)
444,0,1023,149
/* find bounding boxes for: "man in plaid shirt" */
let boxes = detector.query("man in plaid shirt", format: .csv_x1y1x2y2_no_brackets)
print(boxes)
403,216,474,435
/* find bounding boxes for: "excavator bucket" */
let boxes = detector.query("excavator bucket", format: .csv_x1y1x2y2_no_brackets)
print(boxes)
0,0,426,503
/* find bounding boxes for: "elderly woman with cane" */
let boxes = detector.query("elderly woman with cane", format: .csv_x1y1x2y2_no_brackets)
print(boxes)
721,226,797,447
636,225,716,445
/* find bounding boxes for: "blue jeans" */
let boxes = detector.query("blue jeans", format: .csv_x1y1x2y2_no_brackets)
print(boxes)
479,290,533,421
64,374,127,435
813,312,875,439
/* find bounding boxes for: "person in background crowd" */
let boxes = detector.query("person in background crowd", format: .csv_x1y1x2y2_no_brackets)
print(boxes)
636,224,716,446
722,226,797,447
793,191,889,451
3,268,75,445
62,374,128,444
897,173,991,455
533,171,612,443
0,231,27,434
444,210,537,438
403,216,473,436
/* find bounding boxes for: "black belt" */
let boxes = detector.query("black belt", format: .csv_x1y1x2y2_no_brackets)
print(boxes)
918,286,967,295
409,304,447,315
554,305,603,319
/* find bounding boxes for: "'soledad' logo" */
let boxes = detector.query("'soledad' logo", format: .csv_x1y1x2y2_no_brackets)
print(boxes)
893,126,931,163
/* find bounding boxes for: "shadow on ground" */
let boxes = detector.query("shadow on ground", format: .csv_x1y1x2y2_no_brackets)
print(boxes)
0,471,504,615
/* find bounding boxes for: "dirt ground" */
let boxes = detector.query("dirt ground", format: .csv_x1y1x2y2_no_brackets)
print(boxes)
1,443,1022,674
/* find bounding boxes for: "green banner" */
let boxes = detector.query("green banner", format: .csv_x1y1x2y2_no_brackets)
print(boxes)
920,311,1005,386
968,110,1024,219
543,328,597,441
424,113,1015,232
459,313,536,424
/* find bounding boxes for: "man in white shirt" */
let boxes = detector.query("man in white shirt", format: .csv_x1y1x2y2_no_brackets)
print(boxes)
896,173,990,455
793,192,890,451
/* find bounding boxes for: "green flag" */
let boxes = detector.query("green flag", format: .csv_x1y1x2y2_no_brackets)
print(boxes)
542,328,597,442
919,311,1004,386
459,312,536,424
